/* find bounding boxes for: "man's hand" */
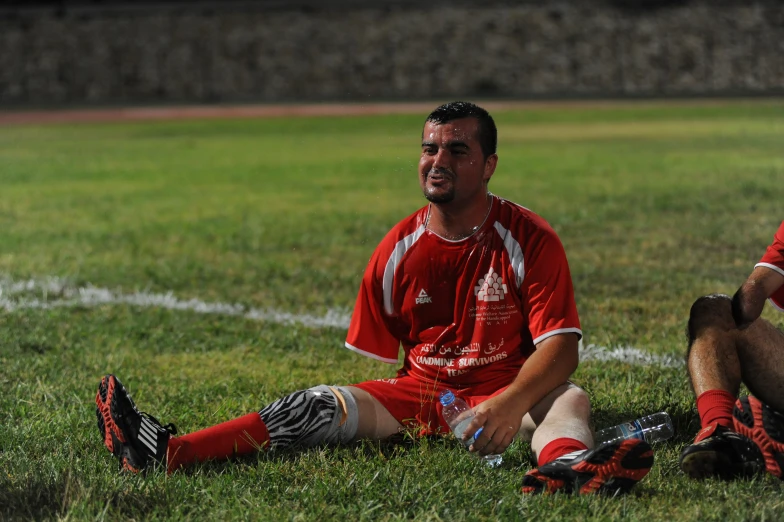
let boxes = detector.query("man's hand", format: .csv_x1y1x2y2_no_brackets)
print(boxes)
459,332,580,456
732,266,784,329
460,393,526,456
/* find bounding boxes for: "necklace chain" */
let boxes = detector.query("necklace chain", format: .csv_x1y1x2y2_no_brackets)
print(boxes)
425,192,493,241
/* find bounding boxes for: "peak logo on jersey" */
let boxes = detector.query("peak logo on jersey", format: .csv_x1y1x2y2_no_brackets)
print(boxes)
415,289,432,304
475,267,508,302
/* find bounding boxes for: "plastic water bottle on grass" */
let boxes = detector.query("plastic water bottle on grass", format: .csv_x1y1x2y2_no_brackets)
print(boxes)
439,389,503,468
594,411,674,448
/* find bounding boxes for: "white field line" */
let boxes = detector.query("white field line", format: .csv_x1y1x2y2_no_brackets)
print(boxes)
0,276,351,330
0,276,684,368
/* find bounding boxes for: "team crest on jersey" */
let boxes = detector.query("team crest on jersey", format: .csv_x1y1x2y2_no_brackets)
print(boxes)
415,289,432,304
475,267,507,302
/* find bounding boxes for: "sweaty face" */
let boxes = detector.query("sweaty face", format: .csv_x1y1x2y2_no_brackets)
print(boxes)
419,118,493,205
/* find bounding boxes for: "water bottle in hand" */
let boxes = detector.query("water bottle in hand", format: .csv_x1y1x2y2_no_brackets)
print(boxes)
594,411,674,448
439,389,503,468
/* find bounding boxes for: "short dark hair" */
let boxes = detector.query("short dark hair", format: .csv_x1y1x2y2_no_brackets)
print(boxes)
425,101,497,159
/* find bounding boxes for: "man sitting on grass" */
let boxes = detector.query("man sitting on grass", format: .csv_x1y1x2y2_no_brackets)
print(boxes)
96,101,653,495
680,220,784,480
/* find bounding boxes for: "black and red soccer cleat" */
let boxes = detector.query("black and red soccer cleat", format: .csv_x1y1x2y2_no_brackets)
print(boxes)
679,423,764,480
521,438,653,495
733,395,784,479
95,374,177,473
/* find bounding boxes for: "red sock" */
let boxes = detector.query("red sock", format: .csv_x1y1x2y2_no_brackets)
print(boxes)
537,437,589,467
166,412,270,473
696,389,735,429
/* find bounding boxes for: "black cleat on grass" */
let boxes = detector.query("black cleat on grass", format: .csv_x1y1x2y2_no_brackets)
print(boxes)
733,395,784,479
521,438,653,495
679,423,764,480
95,374,176,473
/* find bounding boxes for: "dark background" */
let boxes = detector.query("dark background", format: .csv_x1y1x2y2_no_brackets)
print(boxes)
1,0,782,106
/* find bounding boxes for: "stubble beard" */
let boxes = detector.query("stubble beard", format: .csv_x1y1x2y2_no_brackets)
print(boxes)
422,169,455,203
423,186,455,203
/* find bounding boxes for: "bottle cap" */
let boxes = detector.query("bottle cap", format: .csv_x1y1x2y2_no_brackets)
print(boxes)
438,389,455,406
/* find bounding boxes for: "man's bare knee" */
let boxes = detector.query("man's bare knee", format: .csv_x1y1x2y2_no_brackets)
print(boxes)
687,294,734,351
563,386,591,416
554,385,591,428
528,383,591,427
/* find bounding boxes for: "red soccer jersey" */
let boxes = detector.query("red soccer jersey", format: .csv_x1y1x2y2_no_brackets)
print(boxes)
345,194,582,388
755,221,784,312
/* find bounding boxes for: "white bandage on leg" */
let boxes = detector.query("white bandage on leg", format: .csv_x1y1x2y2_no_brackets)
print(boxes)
258,384,358,449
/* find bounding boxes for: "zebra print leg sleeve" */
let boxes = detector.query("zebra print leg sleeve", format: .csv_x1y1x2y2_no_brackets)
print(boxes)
259,385,359,450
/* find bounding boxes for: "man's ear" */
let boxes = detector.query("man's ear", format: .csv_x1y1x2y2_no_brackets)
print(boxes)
483,154,498,183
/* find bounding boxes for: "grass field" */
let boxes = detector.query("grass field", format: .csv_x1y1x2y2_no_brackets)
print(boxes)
1,100,783,521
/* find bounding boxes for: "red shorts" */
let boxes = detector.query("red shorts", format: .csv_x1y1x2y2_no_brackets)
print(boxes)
352,375,510,436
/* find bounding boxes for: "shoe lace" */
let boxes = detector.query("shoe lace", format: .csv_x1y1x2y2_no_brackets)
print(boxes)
140,411,178,435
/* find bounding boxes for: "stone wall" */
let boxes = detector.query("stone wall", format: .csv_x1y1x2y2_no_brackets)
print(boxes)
1,2,782,105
